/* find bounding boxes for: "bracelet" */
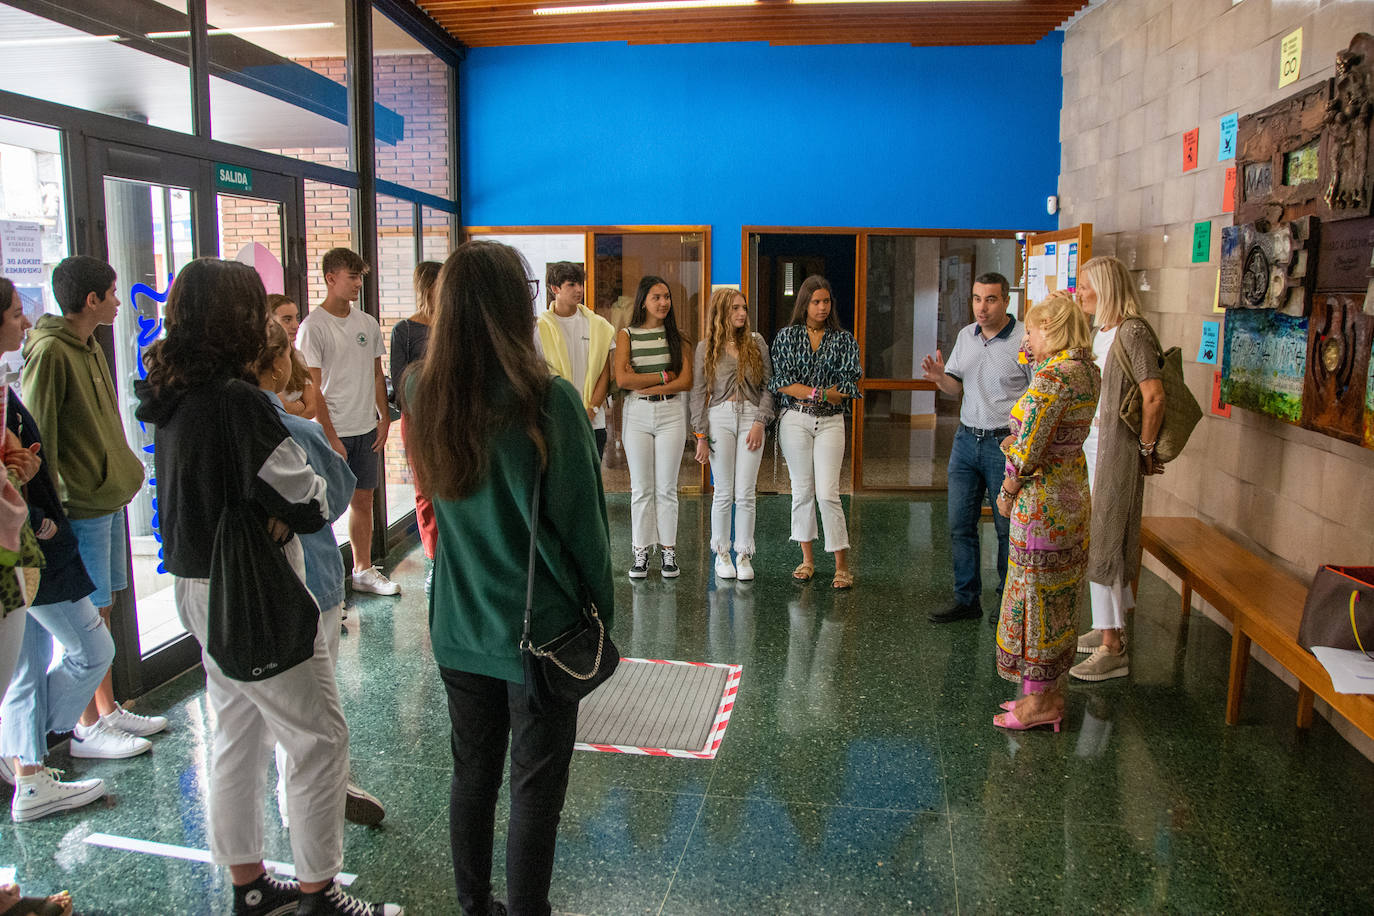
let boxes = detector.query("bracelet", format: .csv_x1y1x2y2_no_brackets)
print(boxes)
694,432,706,440
811,387,821,401
1138,439,1157,456
659,370,667,384
999,486,1017,501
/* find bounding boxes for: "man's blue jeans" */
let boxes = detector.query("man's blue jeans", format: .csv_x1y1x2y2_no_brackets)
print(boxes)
947,426,1011,607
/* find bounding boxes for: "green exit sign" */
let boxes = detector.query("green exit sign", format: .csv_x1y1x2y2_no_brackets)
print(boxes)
214,163,253,193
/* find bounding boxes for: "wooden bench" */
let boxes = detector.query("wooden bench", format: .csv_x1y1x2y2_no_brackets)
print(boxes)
1140,516,1374,739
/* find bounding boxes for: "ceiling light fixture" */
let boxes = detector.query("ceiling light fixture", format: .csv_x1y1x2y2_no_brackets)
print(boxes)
534,1,755,15
146,22,337,39
792,0,1012,4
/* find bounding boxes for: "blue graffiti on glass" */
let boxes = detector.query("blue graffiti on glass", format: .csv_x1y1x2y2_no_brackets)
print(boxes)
131,277,170,573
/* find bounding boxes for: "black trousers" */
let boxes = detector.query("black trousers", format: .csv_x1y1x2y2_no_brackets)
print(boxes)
594,427,607,461
438,666,578,916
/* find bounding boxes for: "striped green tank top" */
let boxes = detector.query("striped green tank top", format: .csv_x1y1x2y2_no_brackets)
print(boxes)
626,326,672,373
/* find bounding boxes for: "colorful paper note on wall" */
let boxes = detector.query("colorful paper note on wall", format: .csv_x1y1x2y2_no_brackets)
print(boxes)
1211,370,1232,418
1212,270,1224,314
1197,321,1220,364
1279,28,1302,88
1192,220,1212,263
1183,128,1199,172
1218,113,1238,161
1223,166,1237,213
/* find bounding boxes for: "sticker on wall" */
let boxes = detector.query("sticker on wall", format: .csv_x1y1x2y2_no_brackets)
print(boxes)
1197,320,1221,364
1223,166,1237,213
1213,270,1225,314
1279,27,1303,88
1192,220,1212,263
1183,128,1199,172
1211,370,1232,417
1218,113,1238,161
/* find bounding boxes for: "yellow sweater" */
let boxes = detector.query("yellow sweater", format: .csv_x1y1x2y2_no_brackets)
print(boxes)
535,305,615,409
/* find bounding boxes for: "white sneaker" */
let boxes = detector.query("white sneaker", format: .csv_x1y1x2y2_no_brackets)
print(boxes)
71,719,152,759
735,554,755,581
714,551,737,580
12,767,106,822
351,566,400,596
103,703,168,737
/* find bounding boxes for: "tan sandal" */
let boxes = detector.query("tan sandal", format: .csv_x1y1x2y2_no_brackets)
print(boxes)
792,562,815,581
832,569,854,589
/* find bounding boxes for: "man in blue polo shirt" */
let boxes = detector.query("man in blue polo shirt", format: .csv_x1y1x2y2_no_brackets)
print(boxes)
921,272,1032,623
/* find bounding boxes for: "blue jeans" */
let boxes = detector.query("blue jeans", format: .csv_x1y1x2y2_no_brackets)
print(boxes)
0,596,115,765
947,426,1011,606
68,510,129,609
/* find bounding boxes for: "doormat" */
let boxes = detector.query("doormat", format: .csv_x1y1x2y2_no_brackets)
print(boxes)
574,657,741,759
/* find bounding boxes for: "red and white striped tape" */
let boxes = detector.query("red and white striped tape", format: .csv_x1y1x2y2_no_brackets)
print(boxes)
574,657,742,759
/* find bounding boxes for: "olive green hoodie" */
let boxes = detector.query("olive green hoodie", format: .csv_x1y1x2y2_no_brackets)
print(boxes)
20,314,144,518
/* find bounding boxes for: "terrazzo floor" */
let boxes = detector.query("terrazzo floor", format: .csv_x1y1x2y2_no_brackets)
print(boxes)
2,493,1373,914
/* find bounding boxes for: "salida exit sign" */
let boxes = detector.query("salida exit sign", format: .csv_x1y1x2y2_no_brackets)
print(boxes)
214,163,253,193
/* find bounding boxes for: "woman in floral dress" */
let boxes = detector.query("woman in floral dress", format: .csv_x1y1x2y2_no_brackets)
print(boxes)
992,291,1100,731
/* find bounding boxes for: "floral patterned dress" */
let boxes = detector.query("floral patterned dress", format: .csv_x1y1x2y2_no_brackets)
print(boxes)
995,348,1100,688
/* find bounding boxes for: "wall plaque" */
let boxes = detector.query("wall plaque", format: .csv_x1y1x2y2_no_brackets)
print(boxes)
1218,217,1317,315
1315,216,1374,291
1301,293,1373,442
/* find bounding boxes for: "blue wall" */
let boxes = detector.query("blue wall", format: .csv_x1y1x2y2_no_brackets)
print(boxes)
460,36,1063,283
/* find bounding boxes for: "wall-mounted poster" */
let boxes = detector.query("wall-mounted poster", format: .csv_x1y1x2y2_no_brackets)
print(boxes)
1221,308,1308,423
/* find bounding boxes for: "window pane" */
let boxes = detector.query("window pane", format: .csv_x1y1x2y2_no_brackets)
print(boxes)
303,179,357,306
217,194,285,293
373,7,452,198
207,0,352,168
377,195,416,528
0,118,69,338
467,232,586,315
0,1,193,134
104,177,196,654
421,206,452,262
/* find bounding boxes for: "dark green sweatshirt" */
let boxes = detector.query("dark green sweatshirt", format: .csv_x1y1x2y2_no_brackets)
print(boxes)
429,376,615,683
20,315,145,518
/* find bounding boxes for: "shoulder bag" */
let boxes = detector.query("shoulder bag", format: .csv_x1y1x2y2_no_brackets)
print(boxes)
519,459,618,715
1113,318,1203,463
1298,565,1374,655
206,383,321,681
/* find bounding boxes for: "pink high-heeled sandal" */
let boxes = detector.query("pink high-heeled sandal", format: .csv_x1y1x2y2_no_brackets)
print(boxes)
993,709,1063,732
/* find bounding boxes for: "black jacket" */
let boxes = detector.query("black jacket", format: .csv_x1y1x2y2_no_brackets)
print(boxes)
134,378,328,579
6,390,95,606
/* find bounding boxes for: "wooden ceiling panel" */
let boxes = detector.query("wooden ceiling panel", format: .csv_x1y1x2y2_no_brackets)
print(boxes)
414,0,1088,48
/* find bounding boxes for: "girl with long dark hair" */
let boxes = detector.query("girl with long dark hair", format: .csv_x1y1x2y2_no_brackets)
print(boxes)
613,275,693,579
135,258,401,916
404,240,613,916
770,275,860,588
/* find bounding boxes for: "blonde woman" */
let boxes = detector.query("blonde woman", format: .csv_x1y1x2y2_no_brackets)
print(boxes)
267,294,319,420
690,288,774,581
1070,256,1165,683
993,292,1099,730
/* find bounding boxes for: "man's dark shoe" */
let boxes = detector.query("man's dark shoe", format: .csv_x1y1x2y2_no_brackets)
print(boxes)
928,602,981,624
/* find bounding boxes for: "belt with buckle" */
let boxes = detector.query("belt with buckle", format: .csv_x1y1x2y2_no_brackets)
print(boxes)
793,401,843,418
961,423,1010,439
641,394,677,402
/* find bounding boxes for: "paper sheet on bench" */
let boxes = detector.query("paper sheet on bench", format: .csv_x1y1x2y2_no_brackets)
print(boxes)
1311,647,1374,694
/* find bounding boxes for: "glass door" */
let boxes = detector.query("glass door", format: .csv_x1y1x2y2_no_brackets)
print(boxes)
88,140,303,694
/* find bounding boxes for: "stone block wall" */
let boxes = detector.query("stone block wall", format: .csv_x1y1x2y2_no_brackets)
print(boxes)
1059,0,1374,580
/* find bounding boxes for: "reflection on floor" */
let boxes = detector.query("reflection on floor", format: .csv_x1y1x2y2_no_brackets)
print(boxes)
3,493,1373,914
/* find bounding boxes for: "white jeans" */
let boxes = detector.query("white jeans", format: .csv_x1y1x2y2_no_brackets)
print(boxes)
1082,426,1133,630
174,572,349,883
778,410,850,552
623,395,685,549
708,401,764,555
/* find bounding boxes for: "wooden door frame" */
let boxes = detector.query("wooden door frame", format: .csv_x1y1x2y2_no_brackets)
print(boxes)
742,225,1021,492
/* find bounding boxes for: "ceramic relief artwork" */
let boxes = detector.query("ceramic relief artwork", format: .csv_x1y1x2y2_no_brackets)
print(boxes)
1222,33,1374,448
1221,308,1308,423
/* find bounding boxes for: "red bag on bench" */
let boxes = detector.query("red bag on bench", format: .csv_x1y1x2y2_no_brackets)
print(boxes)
1298,566,1374,655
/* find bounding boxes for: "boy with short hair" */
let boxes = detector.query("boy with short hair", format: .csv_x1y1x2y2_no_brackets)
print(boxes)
21,255,167,759
296,248,399,596
535,261,615,459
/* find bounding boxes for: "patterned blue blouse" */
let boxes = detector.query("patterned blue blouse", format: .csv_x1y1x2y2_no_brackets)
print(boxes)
769,324,862,414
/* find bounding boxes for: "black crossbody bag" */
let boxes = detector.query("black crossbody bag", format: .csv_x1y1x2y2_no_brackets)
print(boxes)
518,464,618,714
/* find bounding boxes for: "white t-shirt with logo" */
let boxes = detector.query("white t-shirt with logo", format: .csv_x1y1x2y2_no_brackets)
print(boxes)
298,305,385,437
534,310,614,430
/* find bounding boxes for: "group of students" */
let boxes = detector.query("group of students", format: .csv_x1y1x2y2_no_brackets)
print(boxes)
530,264,861,590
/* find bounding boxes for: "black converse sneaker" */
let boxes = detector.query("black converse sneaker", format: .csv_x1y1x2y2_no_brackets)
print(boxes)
660,546,680,578
233,871,300,916
296,880,403,915
628,546,649,579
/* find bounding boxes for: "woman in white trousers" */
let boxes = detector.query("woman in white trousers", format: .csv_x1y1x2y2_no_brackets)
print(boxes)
615,275,693,580
770,275,861,589
691,288,774,581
